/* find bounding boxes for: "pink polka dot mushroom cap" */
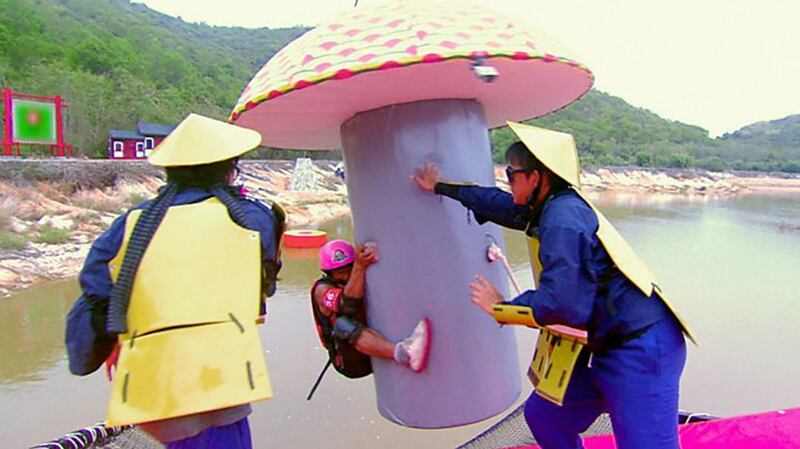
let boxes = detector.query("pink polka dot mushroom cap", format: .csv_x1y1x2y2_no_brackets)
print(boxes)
230,0,594,149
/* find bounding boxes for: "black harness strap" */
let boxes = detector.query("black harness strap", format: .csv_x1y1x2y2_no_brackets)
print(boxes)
106,183,178,334
106,184,279,335
212,185,282,298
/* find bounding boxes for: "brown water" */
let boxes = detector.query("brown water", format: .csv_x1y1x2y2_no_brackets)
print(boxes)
2,192,800,448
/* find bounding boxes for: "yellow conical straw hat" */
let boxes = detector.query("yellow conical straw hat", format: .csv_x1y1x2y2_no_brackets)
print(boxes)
507,121,581,188
148,113,262,167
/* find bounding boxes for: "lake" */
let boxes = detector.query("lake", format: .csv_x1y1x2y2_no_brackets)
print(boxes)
1,191,799,448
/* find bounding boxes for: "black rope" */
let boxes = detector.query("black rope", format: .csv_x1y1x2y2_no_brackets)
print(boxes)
306,359,332,401
106,183,179,334
209,185,257,229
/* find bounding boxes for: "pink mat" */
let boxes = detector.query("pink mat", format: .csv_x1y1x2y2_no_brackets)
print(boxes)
514,408,800,449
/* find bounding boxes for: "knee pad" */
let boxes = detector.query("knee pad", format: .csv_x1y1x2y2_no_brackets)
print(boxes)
332,316,364,344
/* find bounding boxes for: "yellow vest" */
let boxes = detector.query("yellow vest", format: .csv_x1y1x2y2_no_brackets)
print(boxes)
526,190,695,344
105,198,273,426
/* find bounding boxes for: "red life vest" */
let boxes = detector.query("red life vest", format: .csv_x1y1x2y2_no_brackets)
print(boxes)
310,277,372,378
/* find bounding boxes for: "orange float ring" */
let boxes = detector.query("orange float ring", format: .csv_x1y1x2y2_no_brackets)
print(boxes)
283,229,328,248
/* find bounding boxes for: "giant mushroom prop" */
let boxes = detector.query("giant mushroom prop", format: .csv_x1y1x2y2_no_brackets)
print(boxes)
231,0,593,428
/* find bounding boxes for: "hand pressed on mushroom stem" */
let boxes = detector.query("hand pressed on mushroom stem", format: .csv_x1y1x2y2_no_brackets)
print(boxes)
469,274,504,314
411,162,440,193
354,242,379,267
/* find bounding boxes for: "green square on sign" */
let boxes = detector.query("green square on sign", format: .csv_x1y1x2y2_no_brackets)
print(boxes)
12,99,57,144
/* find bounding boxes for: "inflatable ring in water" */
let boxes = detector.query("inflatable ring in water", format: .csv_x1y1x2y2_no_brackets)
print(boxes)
283,229,328,248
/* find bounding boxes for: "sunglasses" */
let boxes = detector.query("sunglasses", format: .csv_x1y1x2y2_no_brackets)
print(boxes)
505,166,532,182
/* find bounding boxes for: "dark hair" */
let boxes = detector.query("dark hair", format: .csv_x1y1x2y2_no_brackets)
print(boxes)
504,141,543,172
166,158,238,189
504,141,568,191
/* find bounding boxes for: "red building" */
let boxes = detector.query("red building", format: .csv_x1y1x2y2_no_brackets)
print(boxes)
108,123,175,160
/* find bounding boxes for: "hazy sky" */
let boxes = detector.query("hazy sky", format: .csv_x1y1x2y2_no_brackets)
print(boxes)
137,0,800,136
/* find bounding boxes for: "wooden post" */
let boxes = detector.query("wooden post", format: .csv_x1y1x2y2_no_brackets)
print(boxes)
54,95,65,157
2,88,12,157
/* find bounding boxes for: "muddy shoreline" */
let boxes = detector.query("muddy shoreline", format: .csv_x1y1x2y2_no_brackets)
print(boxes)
1,160,798,297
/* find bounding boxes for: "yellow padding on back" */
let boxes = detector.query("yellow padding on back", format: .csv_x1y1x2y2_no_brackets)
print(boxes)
106,320,272,426
109,198,261,339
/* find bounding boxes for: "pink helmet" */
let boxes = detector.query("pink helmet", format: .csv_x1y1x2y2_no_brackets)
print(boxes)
319,240,356,271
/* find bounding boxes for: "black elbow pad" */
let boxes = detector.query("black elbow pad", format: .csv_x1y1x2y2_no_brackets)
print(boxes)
338,295,363,316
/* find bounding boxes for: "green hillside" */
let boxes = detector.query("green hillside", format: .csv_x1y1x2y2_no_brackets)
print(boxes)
0,0,305,156
710,115,800,172
1,0,798,172
492,94,799,172
491,90,712,168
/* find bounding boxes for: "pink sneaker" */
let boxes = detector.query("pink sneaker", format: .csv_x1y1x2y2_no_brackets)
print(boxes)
395,318,432,373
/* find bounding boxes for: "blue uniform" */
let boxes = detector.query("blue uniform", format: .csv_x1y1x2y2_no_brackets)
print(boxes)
436,183,686,449
78,187,279,449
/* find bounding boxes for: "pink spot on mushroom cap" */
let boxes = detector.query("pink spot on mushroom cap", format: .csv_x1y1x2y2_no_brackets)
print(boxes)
387,19,404,28
364,33,380,42
416,31,428,40
379,60,402,70
320,41,338,51
302,54,314,66
339,47,356,57
334,69,354,79
440,40,458,49
406,45,419,55
359,53,377,62
315,62,332,72
344,28,361,37
422,53,444,63
383,38,401,48
329,24,343,31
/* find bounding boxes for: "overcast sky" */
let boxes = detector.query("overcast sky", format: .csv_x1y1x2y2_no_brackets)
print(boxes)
137,0,800,136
